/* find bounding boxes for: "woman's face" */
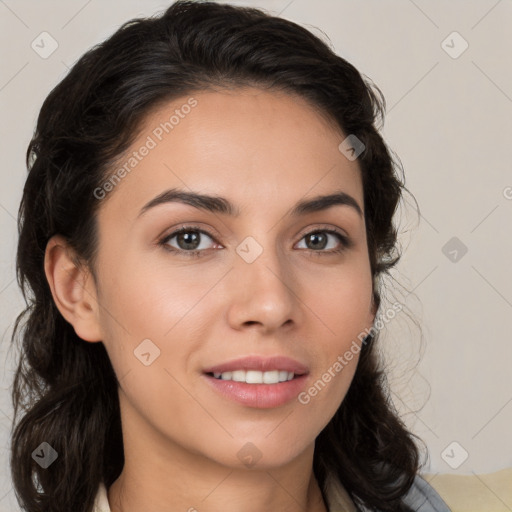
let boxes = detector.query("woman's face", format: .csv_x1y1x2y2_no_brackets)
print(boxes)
91,87,375,469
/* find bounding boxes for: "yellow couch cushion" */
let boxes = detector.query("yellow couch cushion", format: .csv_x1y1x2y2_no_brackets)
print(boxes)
422,468,512,512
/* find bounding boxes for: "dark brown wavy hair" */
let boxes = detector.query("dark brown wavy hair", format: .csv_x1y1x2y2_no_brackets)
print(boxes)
9,1,427,511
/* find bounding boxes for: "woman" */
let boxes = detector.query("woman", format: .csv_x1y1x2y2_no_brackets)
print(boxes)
9,1,451,511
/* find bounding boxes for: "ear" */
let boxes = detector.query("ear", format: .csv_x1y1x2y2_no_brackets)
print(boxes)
44,234,103,342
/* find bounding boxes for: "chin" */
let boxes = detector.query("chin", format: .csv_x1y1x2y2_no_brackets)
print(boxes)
209,435,313,471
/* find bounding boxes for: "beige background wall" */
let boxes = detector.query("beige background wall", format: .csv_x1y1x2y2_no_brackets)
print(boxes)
1,1,511,509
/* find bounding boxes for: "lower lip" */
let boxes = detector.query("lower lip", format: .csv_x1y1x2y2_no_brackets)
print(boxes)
203,373,308,408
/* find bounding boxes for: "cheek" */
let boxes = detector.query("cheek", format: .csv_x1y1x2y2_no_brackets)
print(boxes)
306,259,373,341
296,263,372,415
96,256,208,431
96,249,227,404
98,250,210,339
297,357,359,433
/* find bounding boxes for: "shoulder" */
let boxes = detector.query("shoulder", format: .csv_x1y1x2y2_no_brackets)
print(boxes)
324,471,451,512
402,475,452,511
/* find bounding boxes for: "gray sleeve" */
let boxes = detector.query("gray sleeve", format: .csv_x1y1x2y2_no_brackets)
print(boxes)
402,475,452,511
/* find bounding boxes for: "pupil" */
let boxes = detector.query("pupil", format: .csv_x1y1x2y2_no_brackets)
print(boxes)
179,231,200,250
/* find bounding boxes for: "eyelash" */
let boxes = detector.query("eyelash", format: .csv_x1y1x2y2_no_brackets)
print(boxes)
158,224,352,259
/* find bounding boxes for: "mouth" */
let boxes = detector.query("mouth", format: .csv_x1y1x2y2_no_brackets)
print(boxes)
203,354,308,376
206,369,299,384
202,355,309,408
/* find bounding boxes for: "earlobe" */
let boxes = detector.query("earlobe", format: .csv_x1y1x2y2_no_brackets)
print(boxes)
44,235,103,342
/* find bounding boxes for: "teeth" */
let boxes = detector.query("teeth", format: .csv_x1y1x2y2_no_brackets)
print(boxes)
211,370,295,383
263,370,278,384
232,370,245,382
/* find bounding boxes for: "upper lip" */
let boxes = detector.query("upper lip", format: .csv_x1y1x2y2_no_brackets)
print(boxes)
203,356,309,375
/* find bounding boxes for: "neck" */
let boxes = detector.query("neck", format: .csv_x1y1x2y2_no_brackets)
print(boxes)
107,388,329,512
108,467,327,512
107,438,328,512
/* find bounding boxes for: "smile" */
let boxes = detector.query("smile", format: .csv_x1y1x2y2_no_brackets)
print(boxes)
208,370,295,384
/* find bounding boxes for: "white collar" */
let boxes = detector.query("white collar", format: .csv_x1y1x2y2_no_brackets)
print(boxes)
92,481,110,512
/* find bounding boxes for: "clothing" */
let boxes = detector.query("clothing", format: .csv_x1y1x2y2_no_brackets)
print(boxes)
92,473,451,511
322,472,452,511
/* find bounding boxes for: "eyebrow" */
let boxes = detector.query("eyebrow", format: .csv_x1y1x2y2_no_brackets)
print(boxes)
138,188,363,219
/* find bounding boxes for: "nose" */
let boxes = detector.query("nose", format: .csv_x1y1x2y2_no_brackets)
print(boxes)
225,239,301,334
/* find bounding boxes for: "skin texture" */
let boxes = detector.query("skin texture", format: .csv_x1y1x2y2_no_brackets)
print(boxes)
44,87,376,512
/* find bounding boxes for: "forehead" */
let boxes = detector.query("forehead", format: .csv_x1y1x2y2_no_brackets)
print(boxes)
98,86,364,221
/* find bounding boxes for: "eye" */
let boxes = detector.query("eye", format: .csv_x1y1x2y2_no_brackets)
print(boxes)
159,225,218,257
295,228,351,255
158,225,352,258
